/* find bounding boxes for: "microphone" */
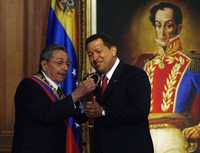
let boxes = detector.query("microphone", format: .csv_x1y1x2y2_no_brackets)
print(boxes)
84,72,101,85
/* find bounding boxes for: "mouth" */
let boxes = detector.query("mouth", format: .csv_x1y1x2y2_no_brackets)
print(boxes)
94,61,102,68
95,62,101,66
155,38,168,47
58,72,67,78
158,36,168,41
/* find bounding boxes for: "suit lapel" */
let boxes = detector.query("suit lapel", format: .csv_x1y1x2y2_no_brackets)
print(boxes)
102,62,125,100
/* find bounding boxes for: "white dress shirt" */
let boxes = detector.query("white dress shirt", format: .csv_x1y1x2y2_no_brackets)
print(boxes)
41,71,59,91
104,57,120,83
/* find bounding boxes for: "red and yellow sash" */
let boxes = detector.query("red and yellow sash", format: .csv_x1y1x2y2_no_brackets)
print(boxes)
31,74,58,102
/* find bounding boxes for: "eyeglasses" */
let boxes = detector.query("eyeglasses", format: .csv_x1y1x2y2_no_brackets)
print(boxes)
48,60,71,66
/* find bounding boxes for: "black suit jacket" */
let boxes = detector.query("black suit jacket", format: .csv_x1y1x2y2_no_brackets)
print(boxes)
12,78,78,153
94,62,153,153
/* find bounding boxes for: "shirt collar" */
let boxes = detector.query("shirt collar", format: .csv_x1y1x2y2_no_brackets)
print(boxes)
41,71,59,90
105,57,120,81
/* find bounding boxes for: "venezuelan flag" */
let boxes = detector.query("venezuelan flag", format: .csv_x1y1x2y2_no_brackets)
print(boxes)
46,0,80,153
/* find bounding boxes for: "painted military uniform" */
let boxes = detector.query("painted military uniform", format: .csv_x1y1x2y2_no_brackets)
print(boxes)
144,37,200,153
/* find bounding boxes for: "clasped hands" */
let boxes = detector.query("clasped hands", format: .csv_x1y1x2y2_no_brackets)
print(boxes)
85,96,104,118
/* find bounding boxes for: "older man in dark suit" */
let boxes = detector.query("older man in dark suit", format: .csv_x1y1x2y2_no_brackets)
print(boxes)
12,44,96,153
85,34,153,153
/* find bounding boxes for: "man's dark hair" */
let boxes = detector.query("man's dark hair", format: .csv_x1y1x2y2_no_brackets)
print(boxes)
149,2,183,26
39,44,66,71
85,33,117,49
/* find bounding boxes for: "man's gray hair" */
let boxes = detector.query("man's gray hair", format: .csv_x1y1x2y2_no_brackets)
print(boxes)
39,44,66,71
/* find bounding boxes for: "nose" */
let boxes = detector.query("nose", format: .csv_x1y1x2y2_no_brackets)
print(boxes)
92,52,99,61
63,63,68,71
160,26,167,38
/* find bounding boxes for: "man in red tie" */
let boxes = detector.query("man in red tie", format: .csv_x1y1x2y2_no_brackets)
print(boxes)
85,33,154,153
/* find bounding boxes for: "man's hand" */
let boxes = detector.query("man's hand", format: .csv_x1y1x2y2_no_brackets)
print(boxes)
72,79,96,102
85,96,104,118
183,124,200,140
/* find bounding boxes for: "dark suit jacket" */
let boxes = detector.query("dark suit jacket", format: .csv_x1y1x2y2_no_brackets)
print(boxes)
12,78,77,153
94,62,154,153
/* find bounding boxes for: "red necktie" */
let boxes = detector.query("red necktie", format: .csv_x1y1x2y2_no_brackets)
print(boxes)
100,76,108,96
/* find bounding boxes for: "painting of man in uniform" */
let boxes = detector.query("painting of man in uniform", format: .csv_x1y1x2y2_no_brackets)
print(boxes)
97,0,200,152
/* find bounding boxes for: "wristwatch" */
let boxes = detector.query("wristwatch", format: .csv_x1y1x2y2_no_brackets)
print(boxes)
101,109,106,116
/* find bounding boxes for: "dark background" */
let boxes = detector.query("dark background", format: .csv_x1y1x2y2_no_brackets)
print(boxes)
97,0,200,62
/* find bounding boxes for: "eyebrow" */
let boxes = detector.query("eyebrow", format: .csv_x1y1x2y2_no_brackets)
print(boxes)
155,18,174,22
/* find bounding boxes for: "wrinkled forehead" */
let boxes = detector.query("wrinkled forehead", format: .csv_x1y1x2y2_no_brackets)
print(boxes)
155,8,174,23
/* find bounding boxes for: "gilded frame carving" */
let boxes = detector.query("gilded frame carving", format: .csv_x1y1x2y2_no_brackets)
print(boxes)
78,0,94,80
79,1,95,153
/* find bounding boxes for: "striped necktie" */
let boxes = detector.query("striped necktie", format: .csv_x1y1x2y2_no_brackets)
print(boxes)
57,87,64,98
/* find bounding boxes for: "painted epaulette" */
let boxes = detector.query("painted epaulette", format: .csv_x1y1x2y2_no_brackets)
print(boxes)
186,50,200,73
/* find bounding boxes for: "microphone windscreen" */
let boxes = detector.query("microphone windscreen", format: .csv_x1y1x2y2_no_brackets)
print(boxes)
90,74,99,84
84,73,100,85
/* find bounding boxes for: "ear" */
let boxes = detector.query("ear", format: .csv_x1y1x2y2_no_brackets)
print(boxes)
111,46,117,56
41,60,48,71
177,24,182,35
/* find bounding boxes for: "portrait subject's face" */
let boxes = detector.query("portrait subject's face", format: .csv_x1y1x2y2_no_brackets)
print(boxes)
154,8,179,47
42,50,69,83
87,38,117,74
